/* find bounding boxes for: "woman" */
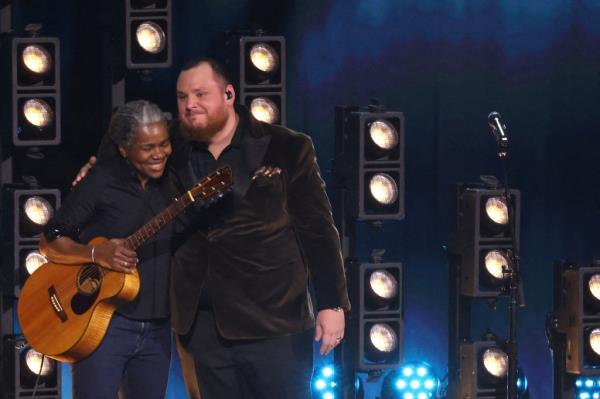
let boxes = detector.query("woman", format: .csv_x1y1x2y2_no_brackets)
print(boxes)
40,100,174,399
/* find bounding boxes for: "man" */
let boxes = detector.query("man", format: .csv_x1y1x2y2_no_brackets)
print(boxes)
42,100,174,399
168,58,350,399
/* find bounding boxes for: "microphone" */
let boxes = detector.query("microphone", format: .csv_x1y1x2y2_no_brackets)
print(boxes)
487,111,508,148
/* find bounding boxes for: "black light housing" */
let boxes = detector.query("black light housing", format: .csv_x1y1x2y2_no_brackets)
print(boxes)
335,107,405,222
561,267,600,375
17,347,60,394
458,339,528,397
0,187,59,295
225,34,286,126
125,0,172,68
448,184,520,298
16,43,56,86
12,37,61,146
345,262,403,371
240,36,284,88
130,0,168,8
0,343,62,398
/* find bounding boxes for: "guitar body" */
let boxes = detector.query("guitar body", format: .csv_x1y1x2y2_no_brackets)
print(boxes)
17,236,140,363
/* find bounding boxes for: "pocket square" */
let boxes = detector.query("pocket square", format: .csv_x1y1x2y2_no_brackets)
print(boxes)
252,166,282,180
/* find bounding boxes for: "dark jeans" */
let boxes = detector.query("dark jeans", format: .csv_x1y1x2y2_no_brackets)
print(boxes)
72,313,171,399
179,309,314,399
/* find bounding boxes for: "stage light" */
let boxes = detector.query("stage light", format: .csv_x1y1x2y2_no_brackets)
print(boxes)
368,173,399,206
22,45,52,74
242,37,284,85
249,97,279,123
335,107,404,221
484,196,509,226
126,1,171,68
24,250,47,275
482,347,508,378
12,37,61,146
249,43,279,73
23,196,54,226
345,261,402,370
455,339,529,398
381,362,440,399
558,264,600,375
1,188,60,297
136,22,165,54
590,329,600,356
23,98,54,128
447,184,520,297
368,323,398,355
311,364,341,399
24,348,54,376
8,189,60,240
589,275,600,301
13,245,48,290
575,377,600,399
17,347,60,391
483,250,509,281
369,119,399,151
225,34,286,125
15,40,57,86
369,270,398,300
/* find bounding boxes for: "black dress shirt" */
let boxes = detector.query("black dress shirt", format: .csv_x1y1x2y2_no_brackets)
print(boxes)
187,115,246,309
44,157,173,320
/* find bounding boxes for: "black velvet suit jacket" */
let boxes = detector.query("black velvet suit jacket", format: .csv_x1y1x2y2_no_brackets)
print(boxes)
168,106,350,339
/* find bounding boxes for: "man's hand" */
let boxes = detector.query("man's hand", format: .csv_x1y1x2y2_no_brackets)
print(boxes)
315,309,345,356
94,238,138,274
72,156,97,187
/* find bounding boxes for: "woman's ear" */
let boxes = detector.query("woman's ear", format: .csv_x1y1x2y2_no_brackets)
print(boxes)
118,145,127,158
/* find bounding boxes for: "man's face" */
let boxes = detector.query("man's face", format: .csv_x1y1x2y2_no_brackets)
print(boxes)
176,63,231,141
119,121,172,183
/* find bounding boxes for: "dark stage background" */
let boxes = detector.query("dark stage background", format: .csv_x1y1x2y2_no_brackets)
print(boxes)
5,0,600,397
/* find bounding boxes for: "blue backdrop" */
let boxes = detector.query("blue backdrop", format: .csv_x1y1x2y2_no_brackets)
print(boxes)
6,1,600,397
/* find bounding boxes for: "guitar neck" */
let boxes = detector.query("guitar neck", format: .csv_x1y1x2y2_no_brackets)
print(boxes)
124,194,191,250
123,167,231,250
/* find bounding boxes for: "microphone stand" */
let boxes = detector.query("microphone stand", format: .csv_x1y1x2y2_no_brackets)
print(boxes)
494,139,524,399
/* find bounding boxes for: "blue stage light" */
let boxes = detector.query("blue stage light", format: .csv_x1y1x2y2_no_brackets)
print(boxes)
311,364,340,399
587,379,596,388
381,362,440,399
575,377,600,399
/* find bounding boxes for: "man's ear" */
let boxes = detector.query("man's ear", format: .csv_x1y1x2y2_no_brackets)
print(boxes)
225,84,235,102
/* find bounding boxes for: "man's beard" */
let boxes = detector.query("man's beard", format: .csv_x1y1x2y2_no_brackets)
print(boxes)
180,109,229,142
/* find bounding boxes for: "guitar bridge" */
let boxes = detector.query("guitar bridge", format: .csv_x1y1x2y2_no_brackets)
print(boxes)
48,286,68,322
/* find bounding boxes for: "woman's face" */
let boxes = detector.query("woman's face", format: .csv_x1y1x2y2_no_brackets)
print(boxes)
119,121,171,184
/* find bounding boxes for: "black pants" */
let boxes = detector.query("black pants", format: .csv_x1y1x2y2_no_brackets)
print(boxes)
179,309,314,399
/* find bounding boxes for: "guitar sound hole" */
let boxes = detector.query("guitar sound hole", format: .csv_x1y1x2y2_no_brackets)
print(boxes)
71,264,102,315
77,264,103,296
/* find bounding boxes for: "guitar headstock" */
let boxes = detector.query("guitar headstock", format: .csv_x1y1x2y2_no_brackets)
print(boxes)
188,166,233,206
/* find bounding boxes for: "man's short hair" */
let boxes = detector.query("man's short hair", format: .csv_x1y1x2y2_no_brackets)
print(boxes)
181,57,232,87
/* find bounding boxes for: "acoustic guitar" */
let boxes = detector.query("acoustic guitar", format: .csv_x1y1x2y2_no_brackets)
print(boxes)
17,166,233,363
